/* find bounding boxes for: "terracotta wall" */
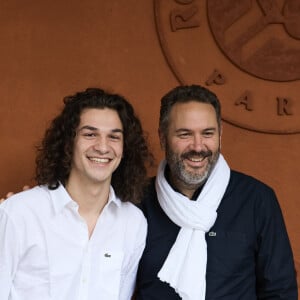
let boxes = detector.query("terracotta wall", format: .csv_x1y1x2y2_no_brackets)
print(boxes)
0,0,299,289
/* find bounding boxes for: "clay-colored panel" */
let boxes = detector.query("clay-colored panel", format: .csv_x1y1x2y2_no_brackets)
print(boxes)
0,0,299,290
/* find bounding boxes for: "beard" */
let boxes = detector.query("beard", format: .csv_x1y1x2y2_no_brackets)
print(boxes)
166,146,220,187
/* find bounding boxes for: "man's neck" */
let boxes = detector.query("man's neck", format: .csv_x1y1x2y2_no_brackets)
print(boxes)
65,176,110,237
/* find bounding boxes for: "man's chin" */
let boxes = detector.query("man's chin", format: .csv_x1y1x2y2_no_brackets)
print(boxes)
180,170,208,185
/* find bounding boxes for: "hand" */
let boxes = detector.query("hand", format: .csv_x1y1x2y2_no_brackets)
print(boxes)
0,185,30,204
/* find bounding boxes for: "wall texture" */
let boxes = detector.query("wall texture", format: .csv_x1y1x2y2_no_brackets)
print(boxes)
0,0,299,290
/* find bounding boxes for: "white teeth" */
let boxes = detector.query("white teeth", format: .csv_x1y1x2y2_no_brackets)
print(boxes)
89,157,110,163
189,157,205,162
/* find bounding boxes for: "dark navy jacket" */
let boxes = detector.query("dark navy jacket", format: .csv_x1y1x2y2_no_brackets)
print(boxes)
136,170,298,299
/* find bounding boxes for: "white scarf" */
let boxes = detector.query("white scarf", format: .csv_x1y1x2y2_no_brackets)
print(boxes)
156,154,230,300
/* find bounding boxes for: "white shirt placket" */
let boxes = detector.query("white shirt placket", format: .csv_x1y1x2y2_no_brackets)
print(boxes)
77,215,91,300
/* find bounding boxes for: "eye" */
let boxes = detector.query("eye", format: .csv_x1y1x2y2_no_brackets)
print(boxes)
109,134,122,141
82,132,96,138
177,132,191,139
203,131,214,138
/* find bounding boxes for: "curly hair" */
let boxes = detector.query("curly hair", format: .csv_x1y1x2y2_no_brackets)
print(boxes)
159,85,221,136
35,88,154,203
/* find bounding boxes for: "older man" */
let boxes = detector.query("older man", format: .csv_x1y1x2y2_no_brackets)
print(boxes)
136,85,297,300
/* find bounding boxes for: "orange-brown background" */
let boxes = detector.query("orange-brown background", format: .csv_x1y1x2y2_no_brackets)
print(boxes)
0,0,299,290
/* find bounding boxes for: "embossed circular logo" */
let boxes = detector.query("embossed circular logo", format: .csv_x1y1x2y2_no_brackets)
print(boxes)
154,0,300,134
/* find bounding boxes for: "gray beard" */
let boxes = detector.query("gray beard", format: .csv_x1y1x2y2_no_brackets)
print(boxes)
166,150,220,188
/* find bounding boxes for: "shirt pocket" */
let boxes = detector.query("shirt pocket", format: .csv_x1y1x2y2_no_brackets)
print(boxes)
206,230,253,276
98,250,124,297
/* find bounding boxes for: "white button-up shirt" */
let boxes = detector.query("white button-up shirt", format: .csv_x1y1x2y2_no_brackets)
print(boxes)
0,184,147,300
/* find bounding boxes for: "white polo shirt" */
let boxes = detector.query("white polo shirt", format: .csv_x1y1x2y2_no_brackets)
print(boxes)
0,184,147,300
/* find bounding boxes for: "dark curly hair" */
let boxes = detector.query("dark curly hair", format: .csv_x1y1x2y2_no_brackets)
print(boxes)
35,88,154,203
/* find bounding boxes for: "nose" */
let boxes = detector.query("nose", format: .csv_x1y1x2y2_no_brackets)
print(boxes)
93,136,109,153
190,134,205,151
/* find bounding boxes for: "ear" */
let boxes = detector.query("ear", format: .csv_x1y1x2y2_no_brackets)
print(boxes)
158,128,166,150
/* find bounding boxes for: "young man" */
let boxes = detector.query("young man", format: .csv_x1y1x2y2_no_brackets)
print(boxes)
136,85,298,299
0,88,153,300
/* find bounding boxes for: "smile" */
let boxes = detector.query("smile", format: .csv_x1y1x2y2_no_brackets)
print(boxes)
88,157,111,163
188,157,207,162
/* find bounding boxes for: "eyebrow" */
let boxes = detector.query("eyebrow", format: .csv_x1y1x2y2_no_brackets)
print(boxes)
203,127,217,131
78,125,123,133
175,127,217,133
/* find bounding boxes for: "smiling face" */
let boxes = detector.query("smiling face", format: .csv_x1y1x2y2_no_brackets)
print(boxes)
160,101,221,198
68,108,124,189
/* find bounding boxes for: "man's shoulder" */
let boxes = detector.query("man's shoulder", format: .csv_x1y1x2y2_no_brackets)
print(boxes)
230,169,274,192
0,185,51,216
227,169,278,211
120,199,147,221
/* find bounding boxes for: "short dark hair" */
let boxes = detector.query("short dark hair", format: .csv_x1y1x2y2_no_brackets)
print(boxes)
159,85,221,136
35,87,154,203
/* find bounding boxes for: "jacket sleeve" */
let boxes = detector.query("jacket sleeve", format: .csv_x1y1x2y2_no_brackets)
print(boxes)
255,188,298,299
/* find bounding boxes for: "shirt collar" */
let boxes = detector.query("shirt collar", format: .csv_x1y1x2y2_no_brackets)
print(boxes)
49,183,75,215
49,183,122,215
107,186,122,208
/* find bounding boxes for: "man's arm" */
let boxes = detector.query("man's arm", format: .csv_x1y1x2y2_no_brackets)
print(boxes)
0,208,20,299
0,186,30,203
255,189,298,299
